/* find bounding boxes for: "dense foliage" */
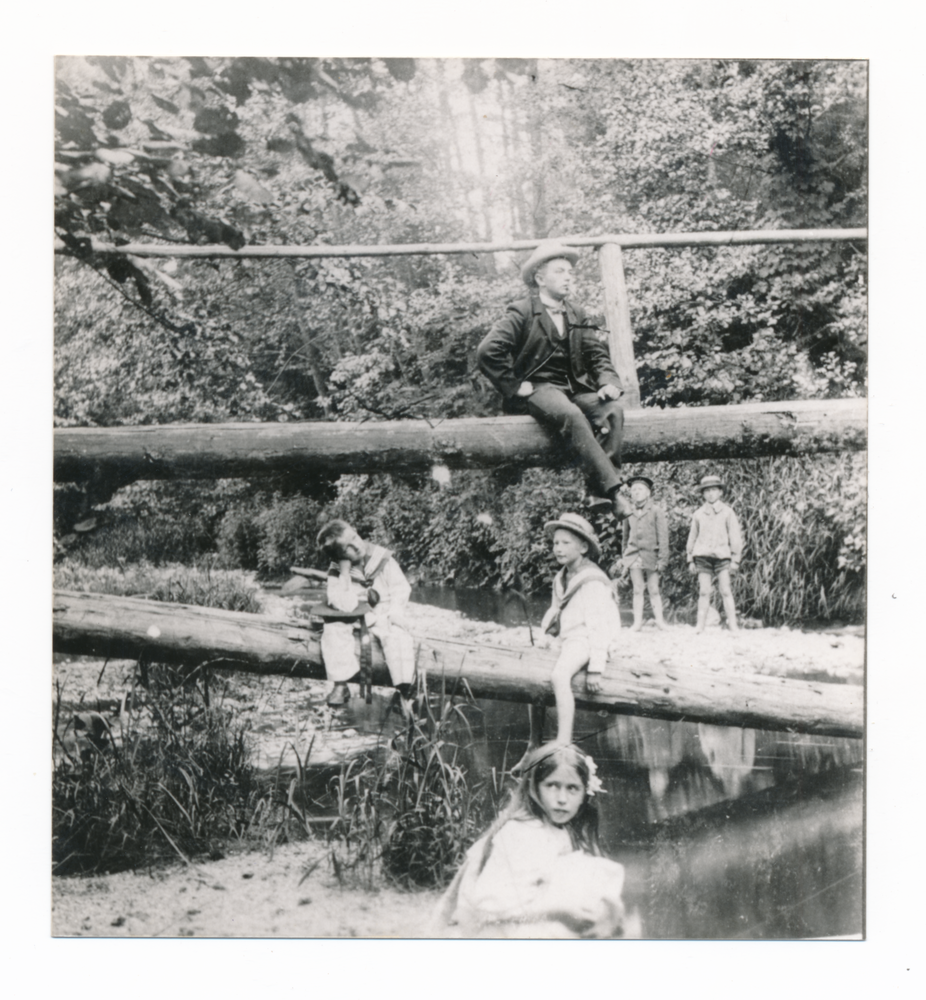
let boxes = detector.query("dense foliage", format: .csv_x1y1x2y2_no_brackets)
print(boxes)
55,57,867,624
55,56,866,425
61,451,865,626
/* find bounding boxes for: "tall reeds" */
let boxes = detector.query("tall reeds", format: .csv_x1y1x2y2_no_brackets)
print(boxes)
53,665,261,875
327,689,487,889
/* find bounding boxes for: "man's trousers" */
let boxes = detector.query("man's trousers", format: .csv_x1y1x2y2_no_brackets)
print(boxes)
526,384,624,495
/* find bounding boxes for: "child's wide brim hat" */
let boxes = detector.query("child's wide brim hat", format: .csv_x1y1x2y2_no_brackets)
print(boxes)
626,474,654,491
544,512,601,561
697,474,725,493
521,241,579,285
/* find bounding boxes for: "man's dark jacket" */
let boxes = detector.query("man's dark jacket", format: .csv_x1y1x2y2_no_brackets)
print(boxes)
476,294,622,413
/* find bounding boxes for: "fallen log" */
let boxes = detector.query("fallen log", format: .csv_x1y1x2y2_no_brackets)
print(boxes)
55,398,866,485
53,590,863,739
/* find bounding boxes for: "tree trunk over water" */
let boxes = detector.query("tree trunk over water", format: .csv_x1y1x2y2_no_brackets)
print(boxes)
53,590,863,739
55,398,866,486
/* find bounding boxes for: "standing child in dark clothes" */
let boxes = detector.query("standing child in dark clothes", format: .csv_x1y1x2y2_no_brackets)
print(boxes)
686,474,743,634
620,475,669,631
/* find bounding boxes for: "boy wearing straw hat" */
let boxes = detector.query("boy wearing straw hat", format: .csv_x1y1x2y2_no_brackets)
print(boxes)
477,241,632,520
515,512,622,771
686,475,743,634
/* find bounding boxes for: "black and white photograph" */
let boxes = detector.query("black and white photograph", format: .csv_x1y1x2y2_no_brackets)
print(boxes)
49,52,869,942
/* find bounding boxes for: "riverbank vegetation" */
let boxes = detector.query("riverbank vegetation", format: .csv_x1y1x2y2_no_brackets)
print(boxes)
56,449,865,625
55,56,866,625
54,653,493,883
53,57,866,891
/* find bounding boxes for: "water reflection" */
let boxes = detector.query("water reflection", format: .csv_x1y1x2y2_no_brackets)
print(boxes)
630,770,862,939
411,584,552,628
339,691,863,939
329,584,863,939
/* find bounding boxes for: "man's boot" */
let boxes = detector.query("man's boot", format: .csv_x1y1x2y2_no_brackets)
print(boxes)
610,487,633,520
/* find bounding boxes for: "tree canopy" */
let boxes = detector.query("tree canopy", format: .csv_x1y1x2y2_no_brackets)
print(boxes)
55,57,867,428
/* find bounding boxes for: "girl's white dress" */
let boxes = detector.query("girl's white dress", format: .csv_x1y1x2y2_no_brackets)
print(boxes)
437,815,626,938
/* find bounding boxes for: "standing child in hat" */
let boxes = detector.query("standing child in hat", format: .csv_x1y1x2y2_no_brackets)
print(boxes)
477,241,632,521
516,513,621,771
686,475,743,634
620,475,669,631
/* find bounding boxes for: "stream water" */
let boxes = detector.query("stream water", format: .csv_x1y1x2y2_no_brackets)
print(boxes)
345,585,864,940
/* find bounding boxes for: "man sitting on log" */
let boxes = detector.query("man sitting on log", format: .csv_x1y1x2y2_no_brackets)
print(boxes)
477,241,632,519
314,519,416,713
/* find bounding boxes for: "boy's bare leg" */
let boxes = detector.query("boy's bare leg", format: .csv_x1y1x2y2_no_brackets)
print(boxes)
550,642,591,746
630,566,645,631
512,705,546,774
695,572,713,633
716,569,740,633
647,571,667,629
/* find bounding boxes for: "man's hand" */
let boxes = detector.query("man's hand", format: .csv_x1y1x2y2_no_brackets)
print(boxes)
730,563,739,576
597,384,622,401
688,561,698,575
586,673,605,695
516,381,535,397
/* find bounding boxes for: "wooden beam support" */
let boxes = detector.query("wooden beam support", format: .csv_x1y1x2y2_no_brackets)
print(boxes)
599,242,641,408
52,590,863,738
55,399,867,485
54,228,868,260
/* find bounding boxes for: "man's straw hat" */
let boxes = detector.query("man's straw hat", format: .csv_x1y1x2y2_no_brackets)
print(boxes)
521,241,579,285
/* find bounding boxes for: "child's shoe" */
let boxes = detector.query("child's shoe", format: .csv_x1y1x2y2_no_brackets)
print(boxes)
326,682,350,706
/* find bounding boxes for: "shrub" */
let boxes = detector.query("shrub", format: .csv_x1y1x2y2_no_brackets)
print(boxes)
53,560,263,613
53,666,262,874
56,480,254,567
253,494,324,574
327,689,487,889
216,507,263,570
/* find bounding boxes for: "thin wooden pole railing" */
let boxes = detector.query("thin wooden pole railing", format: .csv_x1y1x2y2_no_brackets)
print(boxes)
54,228,868,260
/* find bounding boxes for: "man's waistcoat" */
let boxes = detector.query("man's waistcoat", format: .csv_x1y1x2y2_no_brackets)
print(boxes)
476,294,622,410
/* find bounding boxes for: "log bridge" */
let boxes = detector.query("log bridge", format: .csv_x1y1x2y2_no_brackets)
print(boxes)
55,398,865,486
53,590,863,739
54,229,867,740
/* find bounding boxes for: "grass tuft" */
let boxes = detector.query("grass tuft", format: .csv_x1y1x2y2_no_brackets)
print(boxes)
53,560,263,614
326,687,488,890
53,664,262,875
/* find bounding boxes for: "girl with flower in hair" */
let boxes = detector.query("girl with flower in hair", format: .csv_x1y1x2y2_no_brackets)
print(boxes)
435,744,630,938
